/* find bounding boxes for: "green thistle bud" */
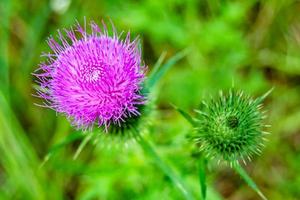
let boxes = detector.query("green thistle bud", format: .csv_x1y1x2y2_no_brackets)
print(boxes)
194,90,271,165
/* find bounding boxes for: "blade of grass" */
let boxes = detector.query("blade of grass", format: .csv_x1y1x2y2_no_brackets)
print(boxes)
233,163,267,200
0,0,11,99
20,3,51,74
73,133,93,160
0,92,47,199
148,51,167,80
147,48,189,89
132,128,194,200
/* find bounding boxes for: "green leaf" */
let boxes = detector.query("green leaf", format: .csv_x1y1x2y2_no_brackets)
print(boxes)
40,131,84,167
48,131,83,154
172,104,196,126
255,87,274,105
147,48,189,89
233,163,268,200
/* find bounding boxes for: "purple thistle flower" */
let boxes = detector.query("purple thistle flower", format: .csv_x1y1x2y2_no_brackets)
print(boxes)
33,20,146,130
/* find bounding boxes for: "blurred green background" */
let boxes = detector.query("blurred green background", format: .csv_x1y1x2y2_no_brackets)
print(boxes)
0,0,300,199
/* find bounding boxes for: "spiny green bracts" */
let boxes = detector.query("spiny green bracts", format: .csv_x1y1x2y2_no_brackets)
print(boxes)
97,92,156,149
108,103,153,136
194,89,271,166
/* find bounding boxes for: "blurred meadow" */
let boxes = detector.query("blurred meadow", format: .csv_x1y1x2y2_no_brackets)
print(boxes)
0,0,300,199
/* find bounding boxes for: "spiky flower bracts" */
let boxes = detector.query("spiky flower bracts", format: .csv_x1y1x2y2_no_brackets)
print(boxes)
194,90,270,165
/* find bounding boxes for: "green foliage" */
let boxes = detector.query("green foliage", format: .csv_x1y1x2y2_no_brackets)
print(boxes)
1,0,300,199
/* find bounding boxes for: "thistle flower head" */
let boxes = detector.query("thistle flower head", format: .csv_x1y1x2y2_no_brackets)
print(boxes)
194,90,270,165
33,20,146,130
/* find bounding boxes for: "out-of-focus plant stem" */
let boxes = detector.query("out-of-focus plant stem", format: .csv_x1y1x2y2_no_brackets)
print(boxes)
133,128,194,200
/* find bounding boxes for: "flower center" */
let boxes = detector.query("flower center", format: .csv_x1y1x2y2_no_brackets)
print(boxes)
226,115,239,129
81,64,104,83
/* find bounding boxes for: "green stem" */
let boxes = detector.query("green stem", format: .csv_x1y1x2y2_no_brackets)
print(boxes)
133,129,194,200
198,157,207,200
233,163,267,200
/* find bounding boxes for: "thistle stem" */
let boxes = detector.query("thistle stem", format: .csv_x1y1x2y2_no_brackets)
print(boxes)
198,157,207,200
133,129,194,200
233,163,267,200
